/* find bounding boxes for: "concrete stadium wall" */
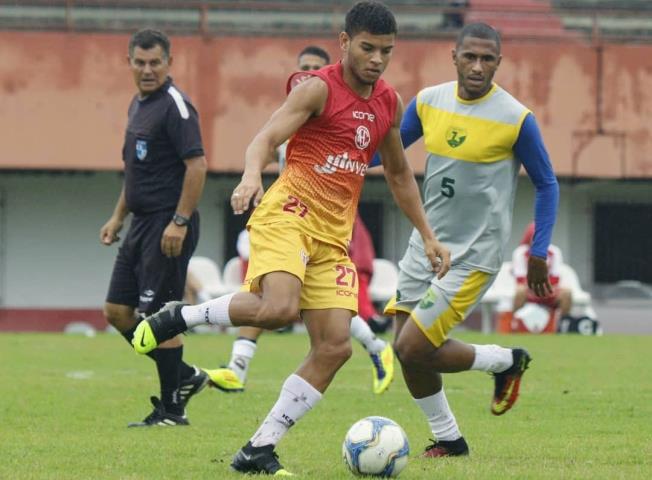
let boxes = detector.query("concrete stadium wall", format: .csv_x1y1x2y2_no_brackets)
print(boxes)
0,172,228,308
2,31,652,177
1,171,649,310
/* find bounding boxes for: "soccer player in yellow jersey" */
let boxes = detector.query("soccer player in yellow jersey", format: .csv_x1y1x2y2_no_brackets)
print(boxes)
134,2,450,474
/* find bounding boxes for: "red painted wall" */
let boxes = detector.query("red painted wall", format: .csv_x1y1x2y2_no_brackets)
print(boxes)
0,308,106,332
2,31,651,177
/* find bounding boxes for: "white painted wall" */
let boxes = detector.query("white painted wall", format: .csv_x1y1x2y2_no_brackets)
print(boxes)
0,172,231,308
0,172,650,308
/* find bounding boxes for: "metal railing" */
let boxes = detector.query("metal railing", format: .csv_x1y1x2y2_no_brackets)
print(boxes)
1,1,652,42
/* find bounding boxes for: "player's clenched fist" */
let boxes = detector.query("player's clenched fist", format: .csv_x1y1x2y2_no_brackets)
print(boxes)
527,255,553,298
100,217,123,245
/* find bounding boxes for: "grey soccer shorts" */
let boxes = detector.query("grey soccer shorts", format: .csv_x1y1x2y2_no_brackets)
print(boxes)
384,243,496,347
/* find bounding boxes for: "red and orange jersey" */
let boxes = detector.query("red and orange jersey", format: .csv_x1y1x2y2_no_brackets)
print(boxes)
248,63,397,250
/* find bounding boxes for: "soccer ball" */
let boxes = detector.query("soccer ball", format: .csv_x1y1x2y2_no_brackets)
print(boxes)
342,416,409,477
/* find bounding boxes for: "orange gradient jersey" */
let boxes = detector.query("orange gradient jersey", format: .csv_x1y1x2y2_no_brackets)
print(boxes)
248,63,397,250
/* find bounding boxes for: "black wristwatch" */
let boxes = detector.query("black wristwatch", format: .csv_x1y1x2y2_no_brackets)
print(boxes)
172,213,190,227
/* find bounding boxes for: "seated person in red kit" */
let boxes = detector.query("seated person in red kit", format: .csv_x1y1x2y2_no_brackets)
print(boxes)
512,222,572,317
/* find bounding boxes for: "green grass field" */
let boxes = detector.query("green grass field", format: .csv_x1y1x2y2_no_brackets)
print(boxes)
1,332,651,479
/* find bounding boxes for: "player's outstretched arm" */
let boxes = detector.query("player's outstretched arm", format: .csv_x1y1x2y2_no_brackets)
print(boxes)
231,77,328,214
379,93,450,278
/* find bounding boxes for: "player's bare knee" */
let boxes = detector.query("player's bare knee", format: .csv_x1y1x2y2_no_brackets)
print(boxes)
393,335,412,365
560,288,572,303
103,304,132,330
394,337,433,370
314,340,352,366
255,300,299,328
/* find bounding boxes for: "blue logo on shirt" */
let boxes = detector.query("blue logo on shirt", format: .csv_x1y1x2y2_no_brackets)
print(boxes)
136,140,148,161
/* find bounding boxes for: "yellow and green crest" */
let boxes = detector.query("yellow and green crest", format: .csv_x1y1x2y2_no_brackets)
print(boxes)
446,126,467,148
419,288,437,309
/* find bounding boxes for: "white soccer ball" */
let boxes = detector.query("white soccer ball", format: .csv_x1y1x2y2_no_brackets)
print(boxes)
342,416,409,477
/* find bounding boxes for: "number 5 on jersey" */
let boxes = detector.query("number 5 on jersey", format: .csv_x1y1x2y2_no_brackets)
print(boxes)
441,177,455,198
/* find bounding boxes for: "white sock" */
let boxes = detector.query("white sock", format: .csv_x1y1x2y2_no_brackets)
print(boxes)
180,293,235,328
228,338,257,383
470,344,514,373
250,374,322,447
350,315,386,354
414,389,461,441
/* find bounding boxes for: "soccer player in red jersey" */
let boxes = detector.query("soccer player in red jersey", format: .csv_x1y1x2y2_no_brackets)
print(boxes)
134,1,450,474
206,45,395,396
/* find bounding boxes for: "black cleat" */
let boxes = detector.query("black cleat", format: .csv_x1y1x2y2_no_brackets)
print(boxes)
491,348,532,415
179,366,210,408
368,315,392,334
127,396,189,427
231,442,293,476
423,437,470,457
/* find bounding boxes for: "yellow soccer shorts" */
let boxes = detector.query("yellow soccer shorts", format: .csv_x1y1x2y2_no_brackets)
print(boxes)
244,222,358,313
384,244,495,347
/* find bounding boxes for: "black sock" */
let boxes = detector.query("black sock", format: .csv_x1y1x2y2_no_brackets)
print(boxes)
155,346,184,415
178,346,196,381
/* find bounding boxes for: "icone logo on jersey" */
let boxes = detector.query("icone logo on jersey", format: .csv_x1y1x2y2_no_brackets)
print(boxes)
352,111,375,122
314,152,368,176
355,125,371,150
336,289,358,298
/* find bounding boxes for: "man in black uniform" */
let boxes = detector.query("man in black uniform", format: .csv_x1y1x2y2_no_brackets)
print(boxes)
100,29,208,427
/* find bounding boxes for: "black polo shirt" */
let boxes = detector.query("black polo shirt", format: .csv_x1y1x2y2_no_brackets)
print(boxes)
122,77,204,215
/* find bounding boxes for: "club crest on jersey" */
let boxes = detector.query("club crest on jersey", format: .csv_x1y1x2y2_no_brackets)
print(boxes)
355,125,371,150
314,152,368,177
418,288,437,309
136,139,148,160
446,127,467,148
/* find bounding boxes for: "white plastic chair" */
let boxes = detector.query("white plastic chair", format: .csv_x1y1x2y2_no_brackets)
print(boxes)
369,258,399,303
188,256,226,298
223,256,244,293
479,261,516,333
482,261,516,308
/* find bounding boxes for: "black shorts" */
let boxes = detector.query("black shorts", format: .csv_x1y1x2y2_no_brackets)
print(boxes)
106,210,199,315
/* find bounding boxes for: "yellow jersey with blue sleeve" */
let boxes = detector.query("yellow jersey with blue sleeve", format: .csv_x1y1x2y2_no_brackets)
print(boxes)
409,81,530,273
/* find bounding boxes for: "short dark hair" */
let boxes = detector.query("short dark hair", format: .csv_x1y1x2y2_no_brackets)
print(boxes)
129,28,171,58
345,1,397,38
456,22,501,52
298,45,330,64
